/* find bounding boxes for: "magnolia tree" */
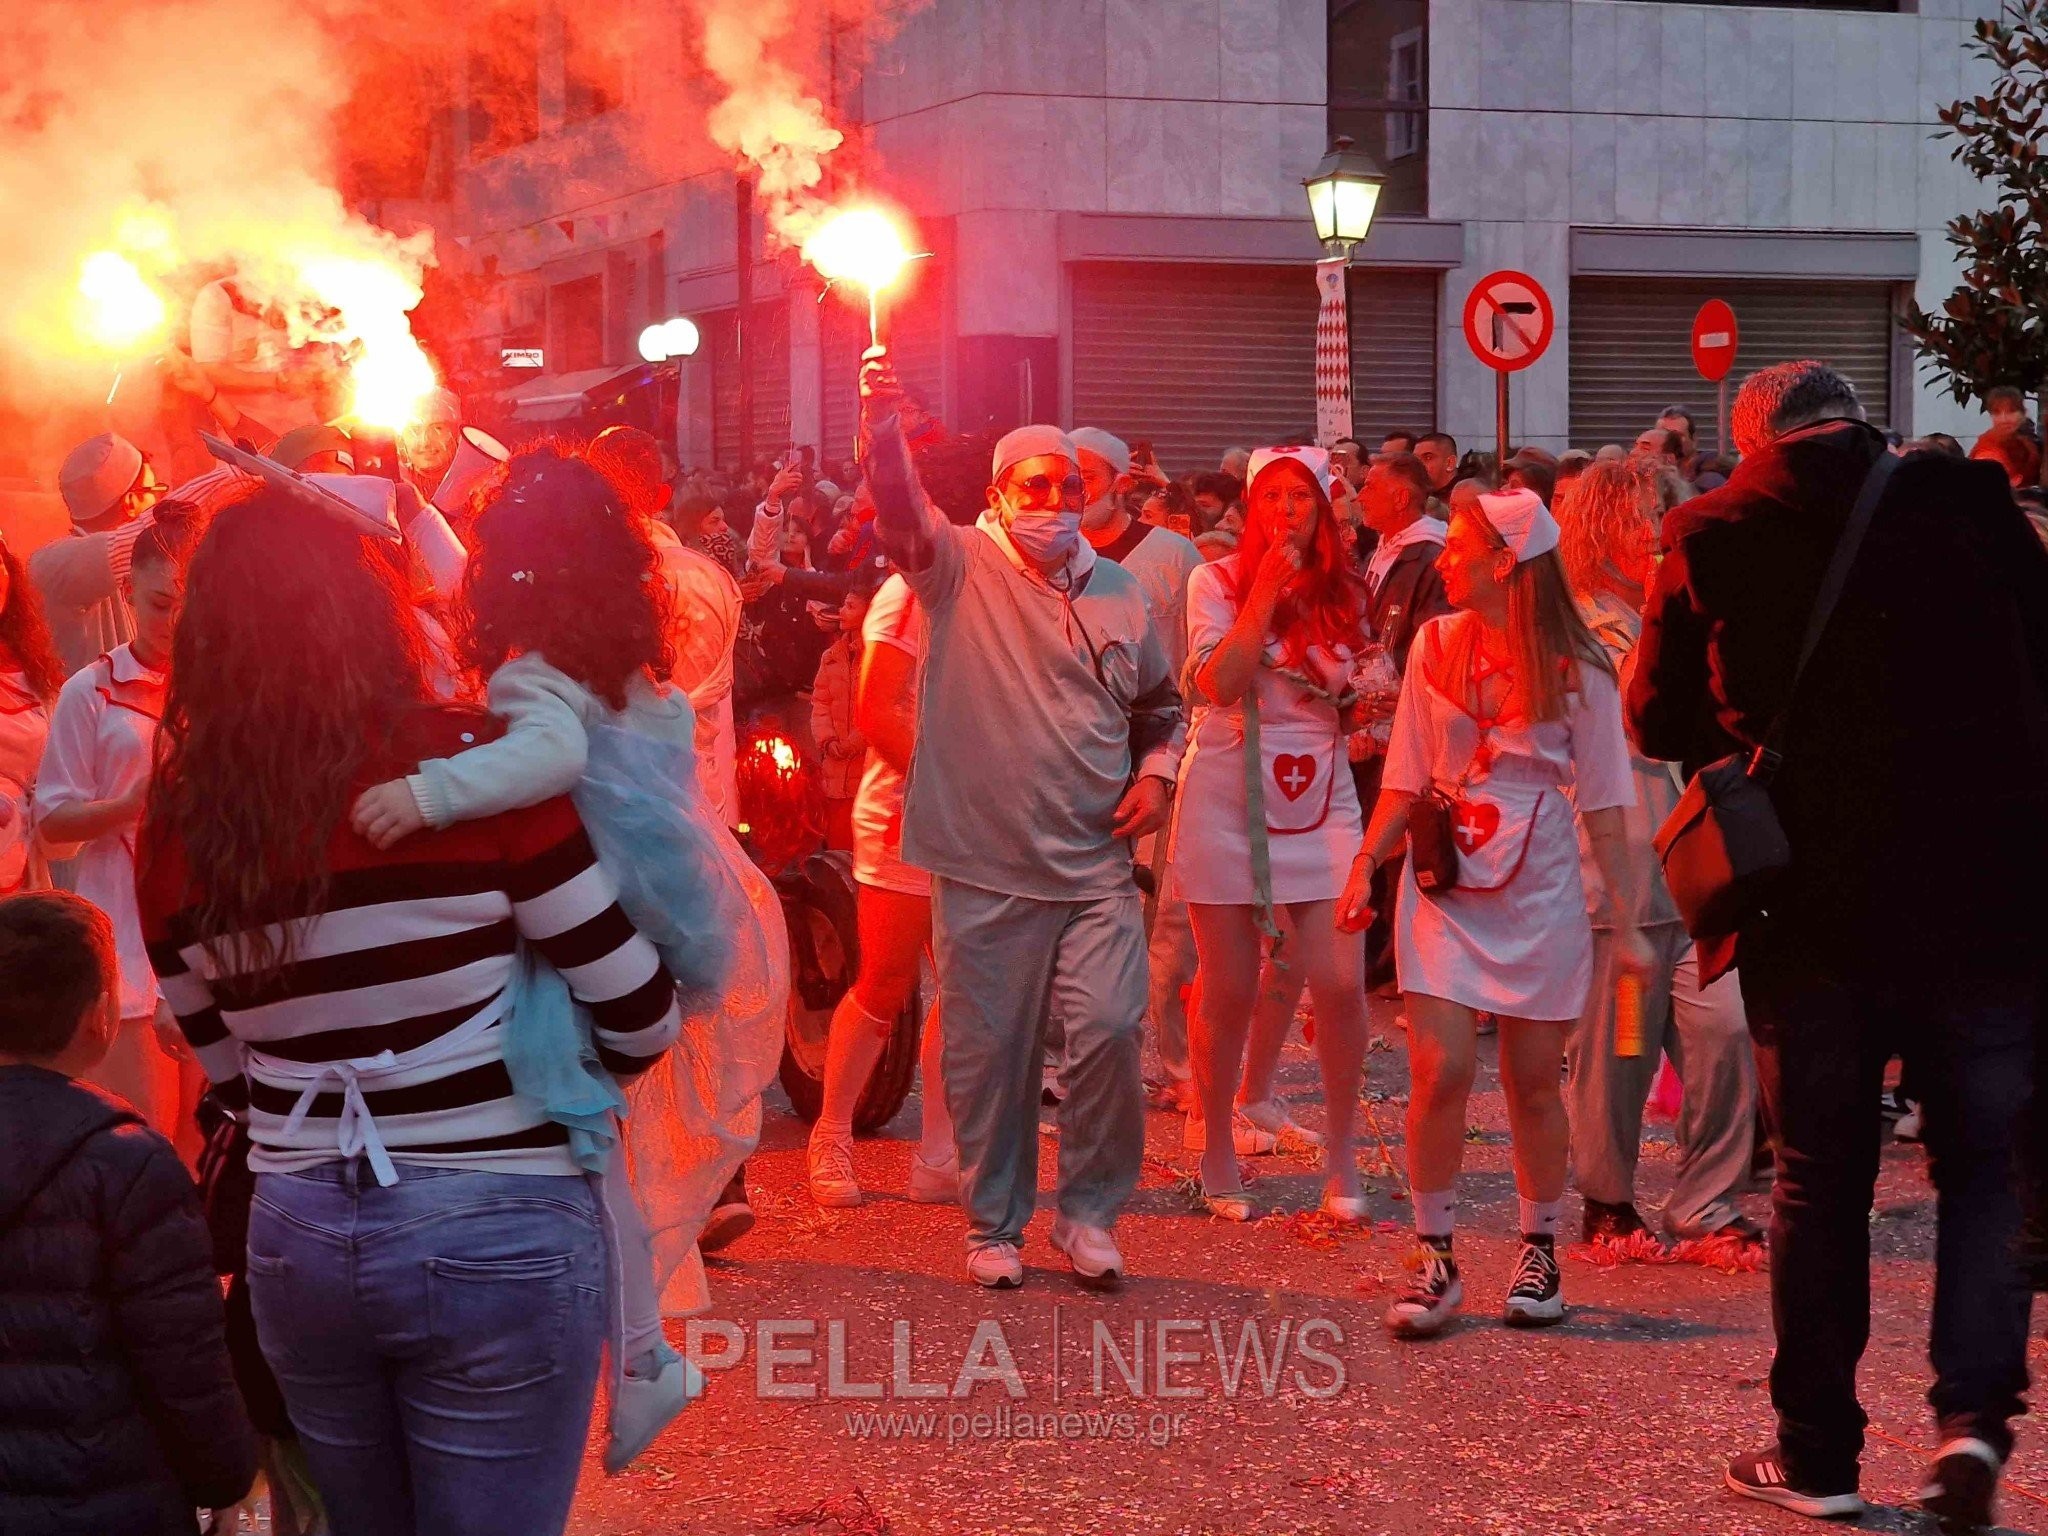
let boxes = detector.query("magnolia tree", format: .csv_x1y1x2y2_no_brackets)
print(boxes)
1903,0,2048,480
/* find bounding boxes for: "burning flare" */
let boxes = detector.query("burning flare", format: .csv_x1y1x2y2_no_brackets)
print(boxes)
76,252,166,353
297,252,438,431
802,207,916,348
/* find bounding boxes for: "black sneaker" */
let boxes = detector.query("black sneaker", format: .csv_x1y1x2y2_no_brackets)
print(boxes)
1503,1235,1564,1327
1383,1237,1461,1339
1725,1445,1865,1519
1919,1437,2001,1533
1582,1197,1650,1244
699,1166,755,1254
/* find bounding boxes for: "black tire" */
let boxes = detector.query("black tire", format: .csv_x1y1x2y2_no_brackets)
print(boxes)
777,852,922,1134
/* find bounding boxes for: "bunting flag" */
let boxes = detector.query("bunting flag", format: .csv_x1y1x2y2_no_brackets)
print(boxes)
556,218,576,242
1314,257,1354,449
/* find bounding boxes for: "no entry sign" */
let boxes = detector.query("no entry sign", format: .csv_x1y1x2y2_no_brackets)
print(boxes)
1691,299,1739,382
1462,270,1554,373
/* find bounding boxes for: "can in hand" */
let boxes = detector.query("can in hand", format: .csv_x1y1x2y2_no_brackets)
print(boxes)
1613,973,1644,1058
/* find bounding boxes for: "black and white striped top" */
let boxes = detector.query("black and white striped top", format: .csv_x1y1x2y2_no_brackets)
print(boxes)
137,707,680,1178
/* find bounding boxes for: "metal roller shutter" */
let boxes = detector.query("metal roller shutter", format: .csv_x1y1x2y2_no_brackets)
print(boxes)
822,256,948,464
1568,278,1897,453
708,301,791,469
1069,263,1437,476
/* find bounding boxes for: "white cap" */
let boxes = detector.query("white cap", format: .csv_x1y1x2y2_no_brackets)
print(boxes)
1245,445,1335,501
991,424,1078,485
1068,427,1130,476
1477,486,1560,563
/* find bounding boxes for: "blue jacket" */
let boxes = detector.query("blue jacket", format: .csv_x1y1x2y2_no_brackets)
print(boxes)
0,1066,256,1534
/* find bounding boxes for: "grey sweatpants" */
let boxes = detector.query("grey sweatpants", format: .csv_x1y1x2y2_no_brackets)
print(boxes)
932,878,1148,1249
1144,890,1196,1089
1565,922,1757,1236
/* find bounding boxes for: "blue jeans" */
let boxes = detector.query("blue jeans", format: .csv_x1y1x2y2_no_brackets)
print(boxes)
1742,961,2036,1485
247,1162,605,1536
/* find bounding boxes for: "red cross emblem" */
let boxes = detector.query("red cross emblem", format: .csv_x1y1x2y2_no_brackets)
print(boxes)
1273,754,1317,801
1452,800,1499,852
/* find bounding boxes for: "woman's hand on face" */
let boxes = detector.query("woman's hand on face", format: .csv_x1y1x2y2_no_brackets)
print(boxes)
1252,539,1302,604
351,779,427,850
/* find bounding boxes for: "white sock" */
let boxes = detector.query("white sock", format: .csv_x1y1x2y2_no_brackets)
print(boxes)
1414,1189,1456,1240
1518,1198,1561,1240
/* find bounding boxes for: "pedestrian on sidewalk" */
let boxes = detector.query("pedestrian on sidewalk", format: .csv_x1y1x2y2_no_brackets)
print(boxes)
863,356,1180,1292
1629,360,2048,1531
1169,446,1372,1225
1553,459,1758,1247
1340,487,1649,1340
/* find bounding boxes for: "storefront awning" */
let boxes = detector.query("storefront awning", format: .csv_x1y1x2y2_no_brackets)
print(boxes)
503,365,634,422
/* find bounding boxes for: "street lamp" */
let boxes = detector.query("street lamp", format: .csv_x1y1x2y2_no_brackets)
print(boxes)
1302,136,1386,449
1303,135,1386,259
638,316,702,363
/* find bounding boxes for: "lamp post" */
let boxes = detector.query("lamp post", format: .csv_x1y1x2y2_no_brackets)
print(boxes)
1303,135,1386,450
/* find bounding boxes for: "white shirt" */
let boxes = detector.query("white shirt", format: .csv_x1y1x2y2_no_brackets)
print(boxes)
853,574,925,833
0,671,52,893
653,523,742,825
34,645,165,1015
1366,514,1449,595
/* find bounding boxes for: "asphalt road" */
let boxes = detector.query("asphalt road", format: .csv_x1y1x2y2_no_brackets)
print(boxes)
565,997,2044,1536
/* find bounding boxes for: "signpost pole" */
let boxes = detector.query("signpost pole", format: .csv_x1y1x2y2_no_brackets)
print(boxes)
1495,366,1510,474
1718,375,1730,458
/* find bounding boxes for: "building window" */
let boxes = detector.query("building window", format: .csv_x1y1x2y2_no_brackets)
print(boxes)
1329,0,1427,217
469,0,540,159
563,10,625,123
1385,27,1423,162
548,274,607,372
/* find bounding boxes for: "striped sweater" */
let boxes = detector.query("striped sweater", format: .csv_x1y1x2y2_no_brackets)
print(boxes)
135,706,681,1178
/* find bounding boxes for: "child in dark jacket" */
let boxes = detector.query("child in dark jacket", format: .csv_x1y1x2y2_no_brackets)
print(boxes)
0,890,256,1536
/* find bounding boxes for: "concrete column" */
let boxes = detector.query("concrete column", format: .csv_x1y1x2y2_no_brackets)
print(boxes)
788,281,824,457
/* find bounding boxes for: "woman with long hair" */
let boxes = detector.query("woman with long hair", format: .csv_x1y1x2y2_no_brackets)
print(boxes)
1168,447,1373,1222
1340,487,1649,1338
135,482,684,1535
1554,462,1759,1246
0,531,68,894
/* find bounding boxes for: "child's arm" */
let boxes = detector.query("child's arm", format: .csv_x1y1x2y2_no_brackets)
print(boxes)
33,672,137,846
105,1131,259,1514
351,655,590,849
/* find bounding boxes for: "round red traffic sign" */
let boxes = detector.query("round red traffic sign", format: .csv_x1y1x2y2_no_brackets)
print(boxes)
1691,299,1739,382
1462,270,1554,373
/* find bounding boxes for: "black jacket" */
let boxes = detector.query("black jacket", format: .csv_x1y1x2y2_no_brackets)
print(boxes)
1627,419,2048,978
1367,533,1452,673
0,1067,256,1536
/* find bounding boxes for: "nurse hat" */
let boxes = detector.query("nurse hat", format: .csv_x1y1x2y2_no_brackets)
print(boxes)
1477,486,1560,564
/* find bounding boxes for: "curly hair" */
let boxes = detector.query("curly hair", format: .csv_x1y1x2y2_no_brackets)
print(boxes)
1554,459,1662,599
458,446,676,711
1232,455,1368,671
0,542,67,702
148,485,437,984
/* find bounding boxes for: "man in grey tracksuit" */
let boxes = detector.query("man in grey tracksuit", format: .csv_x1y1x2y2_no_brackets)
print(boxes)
864,364,1180,1290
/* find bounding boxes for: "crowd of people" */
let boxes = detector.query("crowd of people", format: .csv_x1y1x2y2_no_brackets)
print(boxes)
0,343,2044,1536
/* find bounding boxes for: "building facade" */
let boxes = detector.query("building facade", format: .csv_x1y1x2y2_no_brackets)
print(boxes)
449,0,2005,469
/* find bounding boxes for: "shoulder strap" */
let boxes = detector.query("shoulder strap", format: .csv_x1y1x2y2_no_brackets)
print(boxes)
1758,448,1898,773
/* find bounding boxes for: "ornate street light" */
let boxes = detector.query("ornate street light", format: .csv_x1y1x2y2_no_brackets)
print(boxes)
1302,136,1386,448
1304,135,1386,259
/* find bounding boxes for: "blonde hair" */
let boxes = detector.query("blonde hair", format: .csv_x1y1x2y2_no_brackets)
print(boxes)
1442,505,1615,724
1555,459,1661,598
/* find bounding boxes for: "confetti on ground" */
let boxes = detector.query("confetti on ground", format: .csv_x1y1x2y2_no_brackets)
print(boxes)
775,1487,893,1535
1568,1230,1768,1274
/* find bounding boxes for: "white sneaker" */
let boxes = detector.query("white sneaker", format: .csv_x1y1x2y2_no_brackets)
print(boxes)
966,1241,1024,1289
1239,1097,1325,1151
807,1130,862,1208
906,1149,960,1204
1050,1216,1124,1288
1182,1111,1280,1156
603,1350,704,1474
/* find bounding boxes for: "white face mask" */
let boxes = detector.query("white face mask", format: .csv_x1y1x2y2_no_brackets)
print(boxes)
1002,499,1082,565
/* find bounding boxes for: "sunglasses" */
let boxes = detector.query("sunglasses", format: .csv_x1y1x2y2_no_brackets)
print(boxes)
1009,473,1084,508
